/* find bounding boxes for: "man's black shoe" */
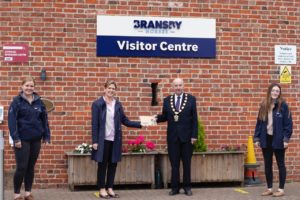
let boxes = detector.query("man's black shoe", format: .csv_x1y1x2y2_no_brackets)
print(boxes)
184,189,192,196
169,190,179,196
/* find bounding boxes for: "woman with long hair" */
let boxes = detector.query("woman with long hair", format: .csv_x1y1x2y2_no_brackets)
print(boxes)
254,83,293,197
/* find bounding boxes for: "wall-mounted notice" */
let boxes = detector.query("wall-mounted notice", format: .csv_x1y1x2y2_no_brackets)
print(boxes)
275,45,296,64
97,16,216,58
0,106,3,122
3,44,29,63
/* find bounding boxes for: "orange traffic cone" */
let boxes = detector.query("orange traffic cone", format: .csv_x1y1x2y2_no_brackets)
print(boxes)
244,135,261,185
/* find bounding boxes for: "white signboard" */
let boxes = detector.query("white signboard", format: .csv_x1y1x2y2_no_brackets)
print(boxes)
275,45,296,64
97,16,216,58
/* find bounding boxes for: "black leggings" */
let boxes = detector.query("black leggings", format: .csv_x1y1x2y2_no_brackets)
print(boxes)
262,134,286,189
14,140,41,193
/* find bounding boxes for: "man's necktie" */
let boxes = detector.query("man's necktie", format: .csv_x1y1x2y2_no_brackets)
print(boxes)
175,96,181,111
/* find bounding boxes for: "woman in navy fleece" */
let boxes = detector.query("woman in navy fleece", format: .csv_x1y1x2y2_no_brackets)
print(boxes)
8,77,50,200
254,83,293,197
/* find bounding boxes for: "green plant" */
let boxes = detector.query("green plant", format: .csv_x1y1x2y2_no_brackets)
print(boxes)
193,119,207,152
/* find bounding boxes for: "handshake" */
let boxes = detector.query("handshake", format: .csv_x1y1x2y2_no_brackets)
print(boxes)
140,115,157,127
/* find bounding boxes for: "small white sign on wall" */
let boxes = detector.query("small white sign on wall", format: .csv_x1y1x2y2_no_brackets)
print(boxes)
0,106,3,122
275,45,296,64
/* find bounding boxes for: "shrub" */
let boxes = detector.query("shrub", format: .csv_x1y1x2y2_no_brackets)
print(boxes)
193,119,207,152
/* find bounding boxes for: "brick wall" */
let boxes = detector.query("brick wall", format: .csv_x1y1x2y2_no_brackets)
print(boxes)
0,0,299,188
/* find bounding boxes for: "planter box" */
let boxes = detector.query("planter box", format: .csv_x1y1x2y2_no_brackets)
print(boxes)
158,151,245,188
66,152,157,190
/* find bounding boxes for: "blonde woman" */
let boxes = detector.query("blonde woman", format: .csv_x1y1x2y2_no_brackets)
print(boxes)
8,77,50,200
91,80,142,198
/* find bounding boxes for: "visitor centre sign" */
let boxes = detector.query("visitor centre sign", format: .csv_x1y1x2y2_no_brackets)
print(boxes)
96,16,216,58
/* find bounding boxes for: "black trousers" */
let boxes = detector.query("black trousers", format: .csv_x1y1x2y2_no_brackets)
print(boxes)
167,139,193,191
262,134,286,189
97,140,117,189
14,140,41,193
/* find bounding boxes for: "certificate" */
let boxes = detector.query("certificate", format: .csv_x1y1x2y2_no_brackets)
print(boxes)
139,116,157,126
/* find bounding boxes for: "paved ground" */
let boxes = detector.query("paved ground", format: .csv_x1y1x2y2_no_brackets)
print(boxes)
5,182,300,200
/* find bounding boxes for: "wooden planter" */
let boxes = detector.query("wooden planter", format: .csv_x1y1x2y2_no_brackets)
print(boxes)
158,151,245,188
66,152,157,190
65,152,97,190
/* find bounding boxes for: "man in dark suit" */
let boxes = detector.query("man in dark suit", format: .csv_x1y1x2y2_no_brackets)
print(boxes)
157,78,198,196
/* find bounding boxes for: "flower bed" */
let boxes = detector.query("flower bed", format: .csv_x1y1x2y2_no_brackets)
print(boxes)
123,135,155,153
73,143,92,154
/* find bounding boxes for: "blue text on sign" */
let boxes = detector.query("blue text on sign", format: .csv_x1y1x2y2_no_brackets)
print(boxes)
133,20,182,29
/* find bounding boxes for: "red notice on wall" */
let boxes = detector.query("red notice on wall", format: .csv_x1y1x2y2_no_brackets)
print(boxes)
3,44,29,63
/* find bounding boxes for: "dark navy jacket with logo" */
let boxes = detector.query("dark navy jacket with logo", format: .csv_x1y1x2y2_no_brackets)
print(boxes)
8,92,51,142
254,101,293,149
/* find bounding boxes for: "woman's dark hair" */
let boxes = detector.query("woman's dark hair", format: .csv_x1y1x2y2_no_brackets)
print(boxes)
258,83,284,121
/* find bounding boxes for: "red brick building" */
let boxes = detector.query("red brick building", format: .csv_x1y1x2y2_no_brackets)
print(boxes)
0,1,299,188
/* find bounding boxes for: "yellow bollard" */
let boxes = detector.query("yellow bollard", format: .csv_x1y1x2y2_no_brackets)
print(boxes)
245,135,256,164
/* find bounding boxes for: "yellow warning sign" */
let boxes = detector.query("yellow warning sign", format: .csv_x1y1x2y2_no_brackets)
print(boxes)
280,65,291,83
